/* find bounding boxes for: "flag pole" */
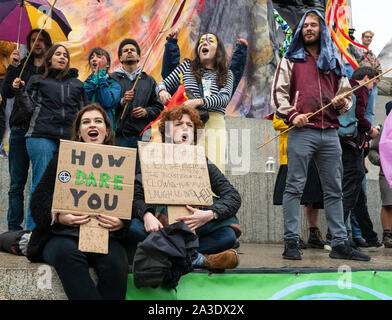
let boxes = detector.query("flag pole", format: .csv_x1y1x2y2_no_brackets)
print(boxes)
257,66,392,150
120,0,180,120
18,0,58,79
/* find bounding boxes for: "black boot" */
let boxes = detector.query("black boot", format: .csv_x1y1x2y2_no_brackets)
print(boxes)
307,227,325,249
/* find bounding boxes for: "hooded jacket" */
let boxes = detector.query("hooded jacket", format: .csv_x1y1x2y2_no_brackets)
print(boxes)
15,68,87,140
110,67,163,137
271,9,352,129
3,57,45,129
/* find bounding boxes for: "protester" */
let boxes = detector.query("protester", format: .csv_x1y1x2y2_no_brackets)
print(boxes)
368,101,392,248
84,47,121,130
0,40,16,147
12,44,87,231
272,114,325,249
24,103,129,300
161,28,248,96
2,29,52,231
338,66,383,250
111,39,163,148
157,32,234,173
130,104,241,270
271,9,370,261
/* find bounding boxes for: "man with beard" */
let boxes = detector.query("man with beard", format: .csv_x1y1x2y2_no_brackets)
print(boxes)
2,29,52,231
110,39,163,171
271,10,370,261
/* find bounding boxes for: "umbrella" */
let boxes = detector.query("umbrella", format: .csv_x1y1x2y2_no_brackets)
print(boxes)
0,0,72,46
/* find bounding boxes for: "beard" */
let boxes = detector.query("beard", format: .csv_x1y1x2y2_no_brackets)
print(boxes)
303,33,320,46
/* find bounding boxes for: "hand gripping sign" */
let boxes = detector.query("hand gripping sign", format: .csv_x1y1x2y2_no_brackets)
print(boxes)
52,140,136,254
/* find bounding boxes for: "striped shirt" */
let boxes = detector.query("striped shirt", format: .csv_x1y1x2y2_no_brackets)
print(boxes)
157,59,234,114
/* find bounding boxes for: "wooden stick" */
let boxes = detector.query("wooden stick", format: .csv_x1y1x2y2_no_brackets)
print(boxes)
120,0,180,120
18,0,58,79
257,65,392,150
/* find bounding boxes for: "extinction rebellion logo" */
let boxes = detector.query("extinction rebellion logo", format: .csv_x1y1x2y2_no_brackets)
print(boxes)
58,170,71,183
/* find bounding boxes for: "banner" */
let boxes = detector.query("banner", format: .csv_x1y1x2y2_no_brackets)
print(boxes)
28,0,279,119
126,270,392,300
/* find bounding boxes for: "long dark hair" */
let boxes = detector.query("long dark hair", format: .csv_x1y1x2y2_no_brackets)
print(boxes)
41,44,70,80
190,32,229,89
71,103,115,145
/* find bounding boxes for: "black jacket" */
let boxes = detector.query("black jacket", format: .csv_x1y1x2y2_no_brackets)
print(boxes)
132,159,242,223
15,68,87,140
110,70,163,137
26,151,130,262
3,57,45,129
133,221,199,289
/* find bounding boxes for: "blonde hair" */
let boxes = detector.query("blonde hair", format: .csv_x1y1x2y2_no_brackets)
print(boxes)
362,30,375,38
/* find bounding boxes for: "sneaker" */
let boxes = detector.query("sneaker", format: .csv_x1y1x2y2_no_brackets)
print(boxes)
202,249,239,270
364,240,384,251
299,237,307,249
324,232,332,251
329,241,370,261
282,239,302,260
307,228,325,249
382,232,392,248
353,237,369,248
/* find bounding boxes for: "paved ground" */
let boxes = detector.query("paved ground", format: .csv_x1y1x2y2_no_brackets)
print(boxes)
236,242,392,270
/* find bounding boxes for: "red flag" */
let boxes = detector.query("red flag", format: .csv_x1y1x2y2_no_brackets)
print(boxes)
139,83,188,136
171,0,187,27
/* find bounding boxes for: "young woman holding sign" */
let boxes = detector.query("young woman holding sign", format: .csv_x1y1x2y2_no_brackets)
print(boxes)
26,103,129,300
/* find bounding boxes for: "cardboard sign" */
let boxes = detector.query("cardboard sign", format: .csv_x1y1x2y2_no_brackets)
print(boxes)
138,141,213,206
52,140,136,219
52,140,136,253
167,205,192,226
78,219,109,254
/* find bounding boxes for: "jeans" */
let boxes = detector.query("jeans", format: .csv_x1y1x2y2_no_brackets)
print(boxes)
283,128,347,247
43,236,128,300
25,137,58,230
115,135,141,172
7,127,30,231
128,218,236,254
366,85,377,126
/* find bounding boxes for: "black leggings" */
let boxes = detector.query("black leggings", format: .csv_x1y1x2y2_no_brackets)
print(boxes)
43,236,128,300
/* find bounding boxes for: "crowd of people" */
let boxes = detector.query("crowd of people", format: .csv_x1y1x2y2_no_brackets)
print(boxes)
0,8,390,299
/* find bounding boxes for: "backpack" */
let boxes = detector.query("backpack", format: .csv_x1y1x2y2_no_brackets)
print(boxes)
338,86,358,140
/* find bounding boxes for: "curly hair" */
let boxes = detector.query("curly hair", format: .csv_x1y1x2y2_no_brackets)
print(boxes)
71,103,115,145
159,105,203,144
190,32,229,89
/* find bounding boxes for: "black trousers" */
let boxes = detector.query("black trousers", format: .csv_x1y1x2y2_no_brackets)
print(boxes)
341,143,378,243
43,236,129,300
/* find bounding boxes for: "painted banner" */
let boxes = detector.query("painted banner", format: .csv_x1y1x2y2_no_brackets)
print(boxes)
24,0,279,119
126,270,392,300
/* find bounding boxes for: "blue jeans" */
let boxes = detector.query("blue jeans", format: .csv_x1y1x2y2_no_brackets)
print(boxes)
25,137,58,230
7,127,30,231
115,135,141,172
366,85,377,125
128,218,236,254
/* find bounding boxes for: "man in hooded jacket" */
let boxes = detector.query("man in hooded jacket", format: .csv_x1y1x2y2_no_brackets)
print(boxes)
271,9,370,261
